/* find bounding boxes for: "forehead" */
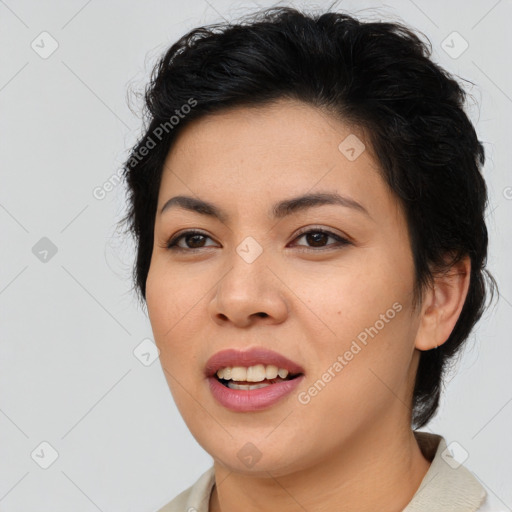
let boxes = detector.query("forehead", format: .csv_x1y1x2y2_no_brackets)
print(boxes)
158,99,399,220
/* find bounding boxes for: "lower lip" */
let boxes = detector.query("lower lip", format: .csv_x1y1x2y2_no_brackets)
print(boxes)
207,375,305,412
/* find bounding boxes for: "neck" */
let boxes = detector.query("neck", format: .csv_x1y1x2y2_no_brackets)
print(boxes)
209,421,431,512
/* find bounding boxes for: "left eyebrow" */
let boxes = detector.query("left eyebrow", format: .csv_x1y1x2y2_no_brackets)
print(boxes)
160,191,371,221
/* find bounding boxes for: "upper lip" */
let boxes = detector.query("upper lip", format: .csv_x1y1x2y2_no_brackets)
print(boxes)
204,347,305,377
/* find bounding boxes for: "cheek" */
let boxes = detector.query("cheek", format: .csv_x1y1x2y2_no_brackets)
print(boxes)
146,257,199,327
146,262,193,354
298,248,415,384
146,267,172,339
146,259,214,395
298,252,410,332
146,264,204,409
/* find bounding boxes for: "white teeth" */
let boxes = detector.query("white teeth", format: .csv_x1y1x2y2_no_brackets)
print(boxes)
265,364,279,379
278,368,289,379
231,367,247,381
216,364,293,382
246,364,266,382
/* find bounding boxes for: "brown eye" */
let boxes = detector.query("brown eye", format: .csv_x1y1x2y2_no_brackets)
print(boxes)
303,231,329,247
292,228,351,250
166,231,217,250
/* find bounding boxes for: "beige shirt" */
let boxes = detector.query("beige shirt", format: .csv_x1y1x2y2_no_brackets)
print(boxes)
156,432,494,511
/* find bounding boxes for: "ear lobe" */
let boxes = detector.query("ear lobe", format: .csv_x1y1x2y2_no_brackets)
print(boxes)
414,255,471,351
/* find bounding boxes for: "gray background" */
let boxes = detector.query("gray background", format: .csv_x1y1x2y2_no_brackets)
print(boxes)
0,0,511,510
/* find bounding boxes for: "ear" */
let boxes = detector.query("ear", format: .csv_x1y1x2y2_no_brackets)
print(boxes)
414,255,471,351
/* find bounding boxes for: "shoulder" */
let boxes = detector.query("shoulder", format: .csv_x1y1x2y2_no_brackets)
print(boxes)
155,466,216,512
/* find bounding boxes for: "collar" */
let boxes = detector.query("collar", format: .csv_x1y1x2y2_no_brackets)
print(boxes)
403,431,487,511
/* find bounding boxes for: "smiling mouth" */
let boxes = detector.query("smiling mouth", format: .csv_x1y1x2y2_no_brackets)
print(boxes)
205,347,306,396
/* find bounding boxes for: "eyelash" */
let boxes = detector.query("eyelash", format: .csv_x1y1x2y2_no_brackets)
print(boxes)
165,227,351,253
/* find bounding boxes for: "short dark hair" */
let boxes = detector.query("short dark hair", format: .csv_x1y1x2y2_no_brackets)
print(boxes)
119,6,497,428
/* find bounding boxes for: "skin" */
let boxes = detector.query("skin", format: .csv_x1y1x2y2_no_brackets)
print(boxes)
145,98,471,512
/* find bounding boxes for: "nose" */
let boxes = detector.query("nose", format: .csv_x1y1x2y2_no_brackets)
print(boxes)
208,247,289,328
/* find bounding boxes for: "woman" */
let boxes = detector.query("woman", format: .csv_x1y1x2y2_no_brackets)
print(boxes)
120,6,500,511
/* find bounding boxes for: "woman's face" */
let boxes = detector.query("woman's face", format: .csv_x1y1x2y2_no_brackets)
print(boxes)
146,99,422,476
